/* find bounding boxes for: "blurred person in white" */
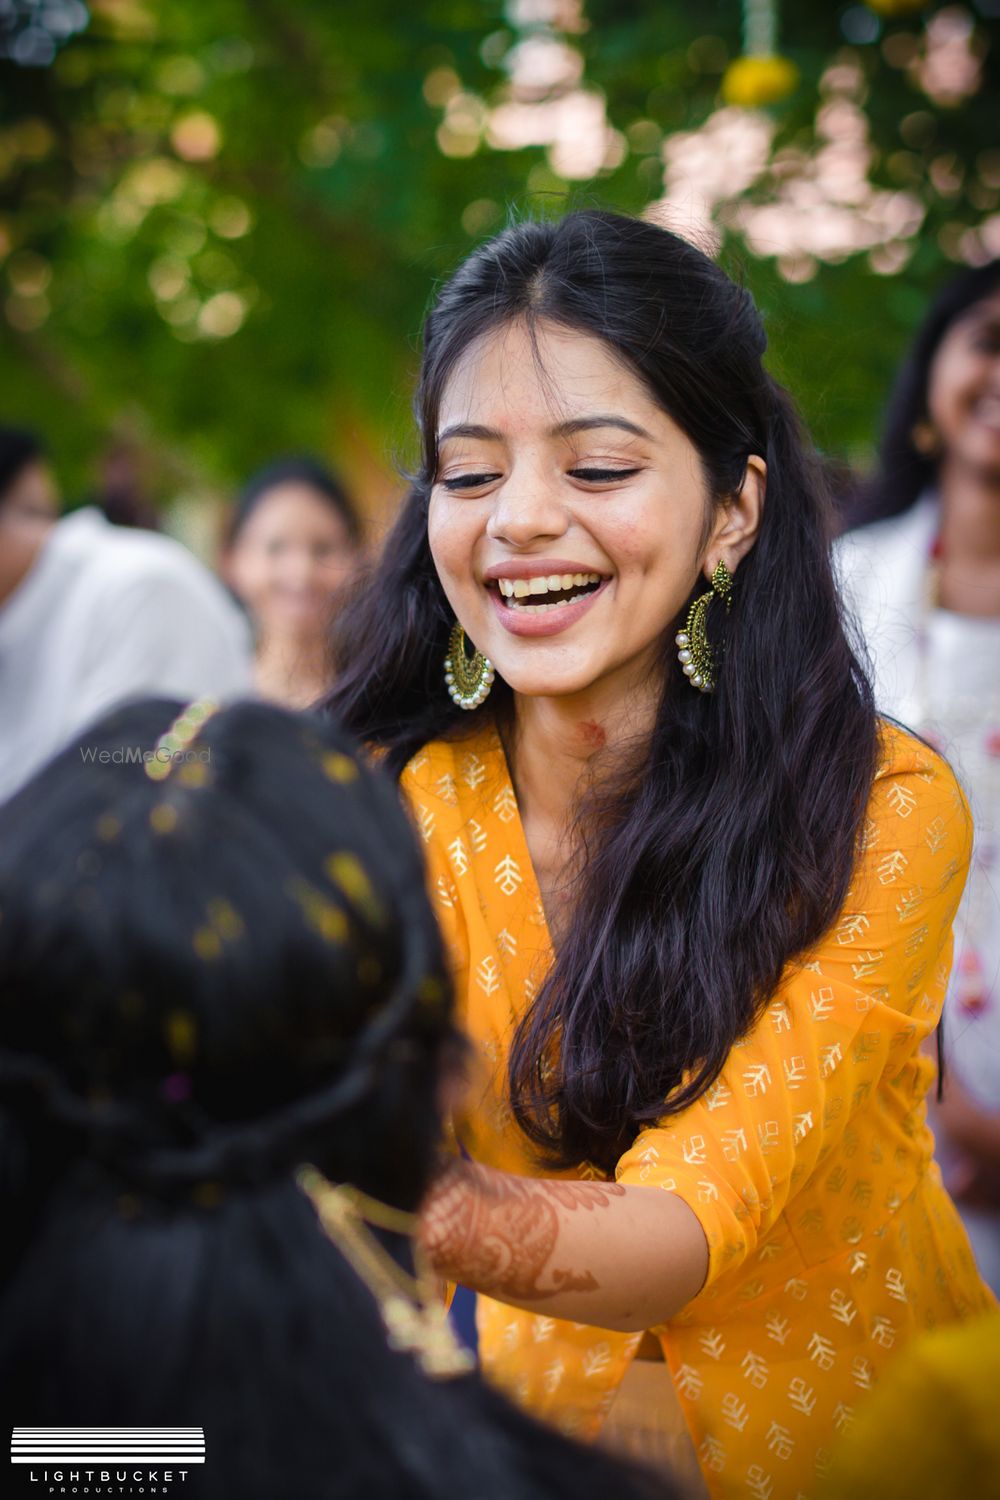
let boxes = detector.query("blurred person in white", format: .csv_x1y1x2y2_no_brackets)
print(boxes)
0,427,253,804
837,261,1000,1292
222,457,362,709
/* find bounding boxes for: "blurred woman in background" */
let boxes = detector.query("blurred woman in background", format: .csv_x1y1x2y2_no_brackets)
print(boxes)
0,426,60,521
0,698,673,1500
224,456,362,708
838,259,1000,1294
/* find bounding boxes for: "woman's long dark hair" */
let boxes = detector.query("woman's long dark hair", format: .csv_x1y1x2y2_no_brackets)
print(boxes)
844,258,1000,532
0,700,668,1500
327,210,879,1176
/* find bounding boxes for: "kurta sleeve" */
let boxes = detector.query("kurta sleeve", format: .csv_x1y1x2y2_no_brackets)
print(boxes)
615,729,973,1298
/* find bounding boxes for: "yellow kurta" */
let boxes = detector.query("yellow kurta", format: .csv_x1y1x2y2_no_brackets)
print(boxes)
400,720,995,1500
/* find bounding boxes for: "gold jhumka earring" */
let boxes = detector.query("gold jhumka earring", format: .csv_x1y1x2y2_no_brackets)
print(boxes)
444,621,494,711
300,1169,475,1381
911,419,942,458
675,560,734,694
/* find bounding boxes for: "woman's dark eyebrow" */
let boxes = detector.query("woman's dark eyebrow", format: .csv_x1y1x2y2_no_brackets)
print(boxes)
437,415,654,445
437,422,504,444
552,415,654,440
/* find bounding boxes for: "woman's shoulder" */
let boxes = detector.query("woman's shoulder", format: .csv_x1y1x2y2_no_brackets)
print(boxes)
835,495,939,627
836,493,939,568
865,717,972,866
873,718,966,804
399,723,507,820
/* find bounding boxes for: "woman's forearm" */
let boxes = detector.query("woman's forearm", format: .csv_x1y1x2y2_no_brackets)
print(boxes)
419,1158,709,1332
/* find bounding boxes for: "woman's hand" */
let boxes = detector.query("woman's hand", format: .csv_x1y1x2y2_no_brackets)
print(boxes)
419,1157,709,1332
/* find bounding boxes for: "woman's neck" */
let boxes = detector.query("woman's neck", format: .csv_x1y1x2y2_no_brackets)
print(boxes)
936,462,1000,617
505,669,661,927
255,632,332,708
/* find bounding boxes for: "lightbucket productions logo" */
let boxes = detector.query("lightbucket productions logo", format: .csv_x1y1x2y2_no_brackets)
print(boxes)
10,1429,205,1493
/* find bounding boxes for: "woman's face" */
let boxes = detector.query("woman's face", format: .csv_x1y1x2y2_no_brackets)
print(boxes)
0,462,58,605
428,318,762,705
927,287,1000,482
226,484,358,638
2,458,59,521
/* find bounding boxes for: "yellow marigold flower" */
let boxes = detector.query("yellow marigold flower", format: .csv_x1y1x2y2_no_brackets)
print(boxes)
722,54,799,108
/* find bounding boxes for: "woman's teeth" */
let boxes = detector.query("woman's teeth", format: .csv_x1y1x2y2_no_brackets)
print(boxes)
496,572,603,611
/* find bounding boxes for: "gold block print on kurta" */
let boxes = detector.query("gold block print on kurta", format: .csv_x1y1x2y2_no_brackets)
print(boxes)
400,722,996,1500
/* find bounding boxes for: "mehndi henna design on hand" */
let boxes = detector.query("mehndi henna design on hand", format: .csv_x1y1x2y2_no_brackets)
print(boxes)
420,1161,625,1303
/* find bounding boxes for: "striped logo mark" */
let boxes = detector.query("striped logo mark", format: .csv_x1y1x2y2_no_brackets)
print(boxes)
11,1429,206,1465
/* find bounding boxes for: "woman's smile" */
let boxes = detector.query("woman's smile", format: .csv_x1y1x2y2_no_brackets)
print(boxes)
482,558,612,637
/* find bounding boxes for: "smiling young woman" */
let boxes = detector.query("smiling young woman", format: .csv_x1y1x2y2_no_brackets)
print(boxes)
326,212,995,1500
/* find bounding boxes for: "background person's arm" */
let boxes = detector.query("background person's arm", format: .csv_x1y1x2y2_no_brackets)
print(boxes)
930,1072,1000,1208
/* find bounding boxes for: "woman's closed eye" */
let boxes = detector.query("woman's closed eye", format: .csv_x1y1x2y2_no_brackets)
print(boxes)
568,466,643,484
440,472,503,492
438,463,645,493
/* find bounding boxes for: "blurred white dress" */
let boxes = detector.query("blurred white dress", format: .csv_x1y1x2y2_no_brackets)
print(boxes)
837,493,1000,1291
0,507,253,803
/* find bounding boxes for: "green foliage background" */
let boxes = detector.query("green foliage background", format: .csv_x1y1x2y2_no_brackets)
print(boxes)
0,0,997,513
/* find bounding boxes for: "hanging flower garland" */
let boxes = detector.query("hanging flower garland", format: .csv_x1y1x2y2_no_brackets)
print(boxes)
722,0,799,108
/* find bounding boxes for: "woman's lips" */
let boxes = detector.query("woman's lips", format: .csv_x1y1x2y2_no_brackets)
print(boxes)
486,577,611,637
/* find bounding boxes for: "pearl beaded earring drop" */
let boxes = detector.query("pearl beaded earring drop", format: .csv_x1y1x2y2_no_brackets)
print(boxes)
675,560,734,694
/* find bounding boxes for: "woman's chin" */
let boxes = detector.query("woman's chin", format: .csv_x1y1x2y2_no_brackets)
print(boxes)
498,669,605,702
265,607,327,636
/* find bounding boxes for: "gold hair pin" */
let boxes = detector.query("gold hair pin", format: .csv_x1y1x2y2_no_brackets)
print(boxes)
145,699,219,783
299,1169,475,1381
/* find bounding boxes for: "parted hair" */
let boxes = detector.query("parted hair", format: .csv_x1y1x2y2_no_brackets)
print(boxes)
0,699,669,1500
327,209,880,1174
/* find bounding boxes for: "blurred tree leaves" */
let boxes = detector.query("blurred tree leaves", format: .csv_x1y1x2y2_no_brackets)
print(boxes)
0,0,997,510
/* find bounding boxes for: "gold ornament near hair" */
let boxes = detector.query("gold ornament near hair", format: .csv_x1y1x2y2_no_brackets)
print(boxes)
675,560,734,694
144,698,219,782
444,621,494,711
300,1169,475,1381
911,419,941,458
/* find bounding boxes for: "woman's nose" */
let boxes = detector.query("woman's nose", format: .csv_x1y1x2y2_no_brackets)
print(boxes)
485,468,569,548
276,549,317,588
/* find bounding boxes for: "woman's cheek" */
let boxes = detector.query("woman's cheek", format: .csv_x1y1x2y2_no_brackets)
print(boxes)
594,515,658,576
426,499,456,580
428,501,476,608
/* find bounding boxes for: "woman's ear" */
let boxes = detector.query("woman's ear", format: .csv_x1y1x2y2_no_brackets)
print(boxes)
705,455,766,578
